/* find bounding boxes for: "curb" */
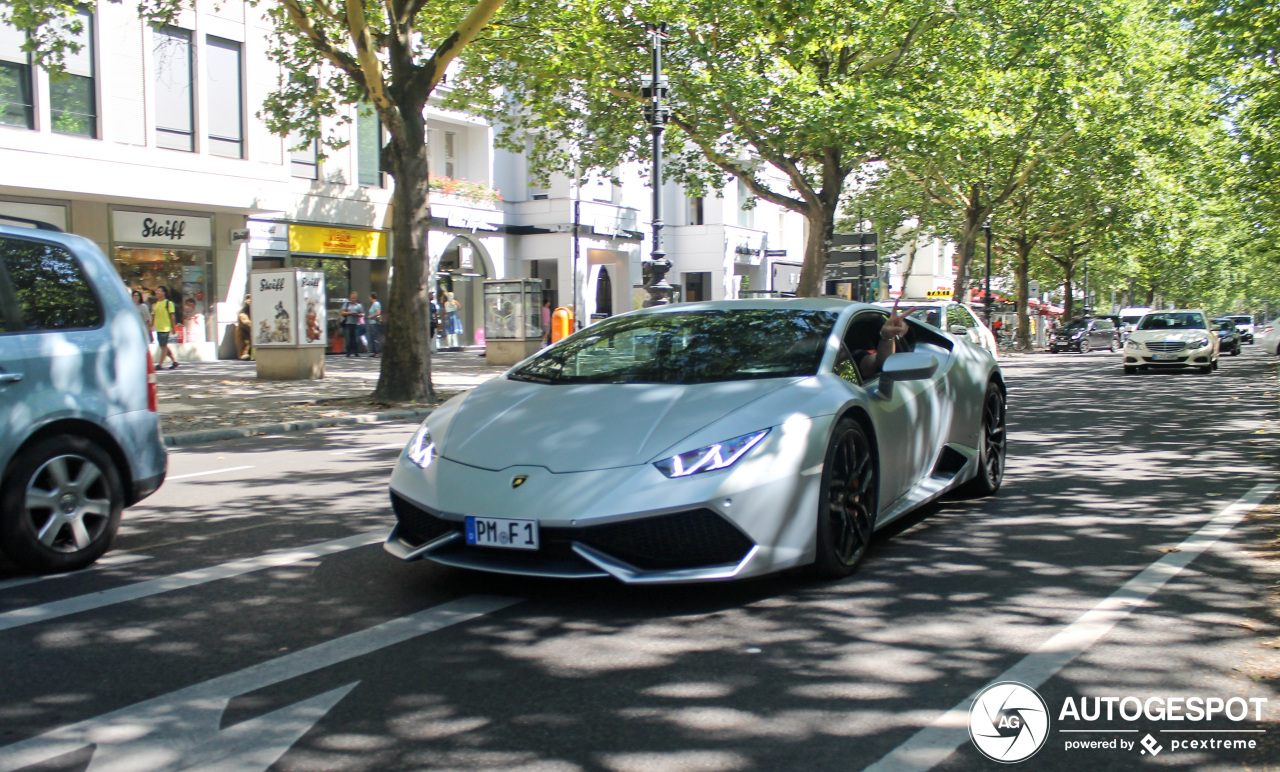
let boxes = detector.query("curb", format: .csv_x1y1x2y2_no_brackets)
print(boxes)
162,407,435,448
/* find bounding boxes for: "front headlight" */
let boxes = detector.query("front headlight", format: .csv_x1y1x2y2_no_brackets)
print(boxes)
1125,338,1141,349
654,429,770,478
406,424,437,469
1187,337,1210,349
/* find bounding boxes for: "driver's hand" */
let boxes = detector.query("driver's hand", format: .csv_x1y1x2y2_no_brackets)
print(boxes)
882,306,915,340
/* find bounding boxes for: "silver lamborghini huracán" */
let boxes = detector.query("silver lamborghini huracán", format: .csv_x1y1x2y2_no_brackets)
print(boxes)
385,299,1006,583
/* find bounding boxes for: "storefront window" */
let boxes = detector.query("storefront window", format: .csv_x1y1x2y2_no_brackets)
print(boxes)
114,246,211,342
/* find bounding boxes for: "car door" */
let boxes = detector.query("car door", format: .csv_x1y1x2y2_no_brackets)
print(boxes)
0,235,108,463
0,242,32,465
836,311,946,509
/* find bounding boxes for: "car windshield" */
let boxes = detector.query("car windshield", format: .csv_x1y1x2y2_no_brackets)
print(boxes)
1229,315,1253,324
1062,320,1088,331
1137,312,1206,331
510,308,838,385
1213,319,1235,331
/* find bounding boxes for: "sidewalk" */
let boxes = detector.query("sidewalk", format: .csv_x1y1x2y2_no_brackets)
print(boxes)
158,347,507,447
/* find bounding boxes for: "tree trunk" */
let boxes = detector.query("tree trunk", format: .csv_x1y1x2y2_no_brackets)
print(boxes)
795,202,837,298
1061,267,1074,321
951,188,987,302
1014,240,1033,351
373,122,435,403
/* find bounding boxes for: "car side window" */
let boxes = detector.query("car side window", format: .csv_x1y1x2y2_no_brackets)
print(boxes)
962,307,981,328
0,237,103,332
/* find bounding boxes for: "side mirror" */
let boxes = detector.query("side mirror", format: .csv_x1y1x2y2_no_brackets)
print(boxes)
949,324,968,336
876,352,938,400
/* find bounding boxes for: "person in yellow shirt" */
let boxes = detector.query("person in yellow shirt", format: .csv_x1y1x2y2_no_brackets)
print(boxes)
152,286,179,370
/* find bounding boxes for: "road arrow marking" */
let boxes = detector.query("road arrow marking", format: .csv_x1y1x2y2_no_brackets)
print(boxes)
0,594,520,772
0,531,386,633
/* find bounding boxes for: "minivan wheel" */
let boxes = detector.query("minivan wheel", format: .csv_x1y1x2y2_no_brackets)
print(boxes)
0,435,123,573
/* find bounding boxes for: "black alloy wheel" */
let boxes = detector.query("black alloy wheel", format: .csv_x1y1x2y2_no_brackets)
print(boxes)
1110,337,1121,353
0,435,123,573
1078,339,1091,354
812,418,877,578
955,383,1007,498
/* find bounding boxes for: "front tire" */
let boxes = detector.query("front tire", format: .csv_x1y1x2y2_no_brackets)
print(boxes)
1079,340,1091,353
812,418,877,579
0,436,123,573
1124,366,1138,374
955,384,1007,498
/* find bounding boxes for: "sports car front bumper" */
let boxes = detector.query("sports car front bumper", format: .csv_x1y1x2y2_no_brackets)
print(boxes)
384,417,829,584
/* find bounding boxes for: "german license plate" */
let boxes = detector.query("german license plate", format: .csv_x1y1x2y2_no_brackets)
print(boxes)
1152,353,1180,361
465,516,539,550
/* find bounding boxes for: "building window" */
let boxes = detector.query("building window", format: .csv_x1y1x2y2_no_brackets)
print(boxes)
444,130,456,178
206,37,242,158
357,107,382,187
48,8,96,137
154,27,193,151
0,20,33,130
289,131,318,179
688,196,704,225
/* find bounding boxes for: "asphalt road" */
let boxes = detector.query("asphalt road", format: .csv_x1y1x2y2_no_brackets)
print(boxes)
0,346,1277,772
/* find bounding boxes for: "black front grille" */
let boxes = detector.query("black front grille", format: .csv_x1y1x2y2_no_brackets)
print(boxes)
390,492,459,546
572,509,755,570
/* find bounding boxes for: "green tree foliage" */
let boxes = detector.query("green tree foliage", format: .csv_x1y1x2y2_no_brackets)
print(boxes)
452,0,960,297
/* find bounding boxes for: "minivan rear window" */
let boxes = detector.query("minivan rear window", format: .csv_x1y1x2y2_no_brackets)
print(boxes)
0,237,103,332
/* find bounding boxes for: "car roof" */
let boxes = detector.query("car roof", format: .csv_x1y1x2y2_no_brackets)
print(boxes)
635,297,861,315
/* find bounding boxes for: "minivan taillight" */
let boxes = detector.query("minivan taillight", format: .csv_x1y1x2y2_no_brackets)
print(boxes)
147,349,158,412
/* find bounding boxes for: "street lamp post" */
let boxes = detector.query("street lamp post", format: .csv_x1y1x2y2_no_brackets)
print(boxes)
982,220,993,326
642,22,673,307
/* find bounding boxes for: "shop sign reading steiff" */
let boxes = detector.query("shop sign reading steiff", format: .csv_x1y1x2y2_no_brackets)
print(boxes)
251,269,326,347
112,211,213,248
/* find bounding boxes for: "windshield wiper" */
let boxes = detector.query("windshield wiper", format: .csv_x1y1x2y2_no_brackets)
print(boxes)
508,371,555,384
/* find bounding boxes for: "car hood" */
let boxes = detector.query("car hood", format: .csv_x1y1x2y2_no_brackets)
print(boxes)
440,376,799,473
1128,329,1212,343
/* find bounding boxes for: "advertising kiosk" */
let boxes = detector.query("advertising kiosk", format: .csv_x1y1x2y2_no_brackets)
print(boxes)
250,268,327,379
483,279,544,365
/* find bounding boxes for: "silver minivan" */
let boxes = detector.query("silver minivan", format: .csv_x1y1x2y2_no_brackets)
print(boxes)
0,219,166,573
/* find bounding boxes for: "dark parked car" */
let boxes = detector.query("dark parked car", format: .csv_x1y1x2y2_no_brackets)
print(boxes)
1213,318,1242,356
1050,317,1120,353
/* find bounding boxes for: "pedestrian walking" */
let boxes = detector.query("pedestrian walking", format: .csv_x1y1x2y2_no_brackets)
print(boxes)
541,297,553,346
429,291,441,352
367,292,383,357
235,294,253,360
340,292,363,357
443,291,464,350
132,290,152,342
152,286,179,369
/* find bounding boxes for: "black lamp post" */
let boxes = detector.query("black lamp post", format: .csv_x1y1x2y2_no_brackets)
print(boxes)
982,220,993,326
642,22,673,307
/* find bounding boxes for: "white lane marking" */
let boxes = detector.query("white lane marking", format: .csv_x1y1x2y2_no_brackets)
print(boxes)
0,594,521,772
861,483,1277,772
0,531,385,633
0,554,152,592
167,465,255,481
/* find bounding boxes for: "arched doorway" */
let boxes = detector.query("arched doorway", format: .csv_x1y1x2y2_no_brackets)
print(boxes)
436,236,493,346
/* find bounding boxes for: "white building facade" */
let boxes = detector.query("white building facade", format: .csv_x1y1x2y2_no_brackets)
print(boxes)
2,2,824,358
